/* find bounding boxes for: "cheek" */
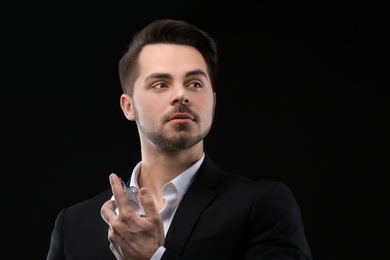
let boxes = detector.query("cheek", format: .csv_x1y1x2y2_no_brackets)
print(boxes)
135,95,163,115
198,98,215,122
136,103,164,123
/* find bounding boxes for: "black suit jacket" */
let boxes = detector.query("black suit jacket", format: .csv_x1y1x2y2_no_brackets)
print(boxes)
47,155,312,259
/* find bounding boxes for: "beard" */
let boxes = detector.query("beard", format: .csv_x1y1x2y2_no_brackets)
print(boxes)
135,104,212,152
139,123,210,152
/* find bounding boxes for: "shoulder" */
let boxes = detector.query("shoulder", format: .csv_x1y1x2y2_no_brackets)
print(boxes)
57,188,112,221
248,179,303,223
253,179,295,197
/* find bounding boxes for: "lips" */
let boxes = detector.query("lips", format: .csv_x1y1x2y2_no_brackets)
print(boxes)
168,113,194,121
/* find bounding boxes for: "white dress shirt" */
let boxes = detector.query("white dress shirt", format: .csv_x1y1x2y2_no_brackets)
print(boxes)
129,153,205,259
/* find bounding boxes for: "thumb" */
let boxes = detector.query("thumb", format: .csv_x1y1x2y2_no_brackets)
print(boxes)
139,188,160,219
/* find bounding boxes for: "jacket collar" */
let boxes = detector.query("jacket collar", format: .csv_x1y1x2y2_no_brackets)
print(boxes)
164,154,223,254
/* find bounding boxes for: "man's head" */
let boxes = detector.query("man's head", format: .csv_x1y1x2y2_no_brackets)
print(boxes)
118,19,218,96
119,19,218,153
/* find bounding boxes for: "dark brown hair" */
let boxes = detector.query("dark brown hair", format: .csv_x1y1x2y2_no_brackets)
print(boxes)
118,18,219,95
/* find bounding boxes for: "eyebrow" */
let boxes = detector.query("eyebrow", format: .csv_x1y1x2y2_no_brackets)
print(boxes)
186,69,208,79
144,69,208,82
144,73,171,81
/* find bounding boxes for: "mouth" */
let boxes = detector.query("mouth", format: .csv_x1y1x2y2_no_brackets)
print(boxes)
168,113,195,123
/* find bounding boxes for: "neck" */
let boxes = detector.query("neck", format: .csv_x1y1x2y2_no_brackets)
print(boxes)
137,142,204,201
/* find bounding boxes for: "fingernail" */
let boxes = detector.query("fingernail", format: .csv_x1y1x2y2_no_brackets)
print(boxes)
140,188,149,197
109,173,117,183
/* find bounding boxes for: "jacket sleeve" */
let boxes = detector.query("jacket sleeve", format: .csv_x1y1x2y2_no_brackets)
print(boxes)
244,180,313,259
46,208,67,260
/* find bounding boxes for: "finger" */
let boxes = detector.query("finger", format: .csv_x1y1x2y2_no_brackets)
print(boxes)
138,187,160,219
100,199,116,225
110,173,135,215
110,173,125,198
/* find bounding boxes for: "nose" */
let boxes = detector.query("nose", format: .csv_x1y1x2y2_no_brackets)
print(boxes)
180,95,190,105
172,89,190,105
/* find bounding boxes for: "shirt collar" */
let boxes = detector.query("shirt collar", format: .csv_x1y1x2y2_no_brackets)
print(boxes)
129,153,205,198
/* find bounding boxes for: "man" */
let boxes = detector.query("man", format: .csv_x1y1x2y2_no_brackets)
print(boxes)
47,18,313,259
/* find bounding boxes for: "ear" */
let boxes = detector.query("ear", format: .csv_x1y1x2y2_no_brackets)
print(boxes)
120,94,136,121
213,92,217,109
212,92,217,115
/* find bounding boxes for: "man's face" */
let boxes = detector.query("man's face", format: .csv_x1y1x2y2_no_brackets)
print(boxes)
128,43,216,152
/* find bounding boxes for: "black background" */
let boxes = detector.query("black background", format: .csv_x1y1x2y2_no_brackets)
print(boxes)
2,1,389,259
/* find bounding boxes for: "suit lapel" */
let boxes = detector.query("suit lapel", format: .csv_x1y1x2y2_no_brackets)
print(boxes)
164,155,221,255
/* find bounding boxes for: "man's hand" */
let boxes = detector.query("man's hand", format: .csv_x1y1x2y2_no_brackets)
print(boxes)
101,173,165,260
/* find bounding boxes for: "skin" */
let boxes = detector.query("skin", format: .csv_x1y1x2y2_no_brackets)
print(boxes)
101,44,216,259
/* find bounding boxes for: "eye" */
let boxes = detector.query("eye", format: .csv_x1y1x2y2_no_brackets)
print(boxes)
152,82,167,89
188,81,203,89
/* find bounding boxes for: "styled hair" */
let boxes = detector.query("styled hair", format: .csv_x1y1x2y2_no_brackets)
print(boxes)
118,18,219,95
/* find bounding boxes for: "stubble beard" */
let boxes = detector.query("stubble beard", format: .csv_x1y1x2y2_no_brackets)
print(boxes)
133,103,213,152
139,122,210,152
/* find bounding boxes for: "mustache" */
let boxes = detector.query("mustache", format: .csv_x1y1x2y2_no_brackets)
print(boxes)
163,105,200,122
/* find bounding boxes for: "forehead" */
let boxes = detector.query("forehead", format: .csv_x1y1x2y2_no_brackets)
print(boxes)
137,43,208,76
